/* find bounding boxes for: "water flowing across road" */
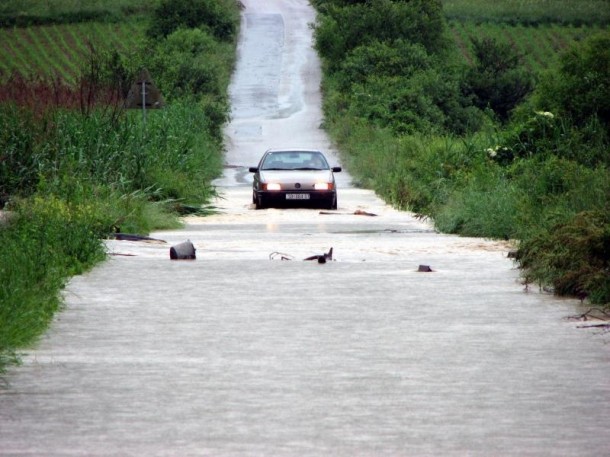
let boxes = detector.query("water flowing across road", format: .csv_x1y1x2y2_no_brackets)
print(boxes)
1,1,609,455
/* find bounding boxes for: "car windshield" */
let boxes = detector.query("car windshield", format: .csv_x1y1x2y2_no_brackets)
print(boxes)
261,151,329,171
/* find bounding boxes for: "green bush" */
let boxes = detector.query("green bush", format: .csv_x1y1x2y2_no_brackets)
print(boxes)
315,1,486,136
518,211,610,304
487,109,609,167
314,0,448,70
534,32,610,130
433,164,522,239
462,36,533,120
331,65,484,136
335,40,432,90
147,28,233,102
0,195,106,366
147,0,238,41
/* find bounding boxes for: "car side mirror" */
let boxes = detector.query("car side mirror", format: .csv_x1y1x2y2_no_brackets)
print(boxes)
332,166,342,173
248,167,258,172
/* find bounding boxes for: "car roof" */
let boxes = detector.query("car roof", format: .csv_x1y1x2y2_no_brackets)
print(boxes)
265,148,324,154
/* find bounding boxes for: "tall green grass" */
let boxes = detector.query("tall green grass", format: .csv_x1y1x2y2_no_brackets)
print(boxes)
327,108,610,245
0,94,222,217
0,196,105,374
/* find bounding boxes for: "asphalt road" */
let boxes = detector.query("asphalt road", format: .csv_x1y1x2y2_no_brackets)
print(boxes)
1,1,609,455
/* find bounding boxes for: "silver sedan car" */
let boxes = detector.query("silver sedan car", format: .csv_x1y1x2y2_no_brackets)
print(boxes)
249,149,342,210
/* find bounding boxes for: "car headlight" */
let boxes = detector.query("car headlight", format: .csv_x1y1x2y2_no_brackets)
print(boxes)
264,183,282,191
314,182,333,191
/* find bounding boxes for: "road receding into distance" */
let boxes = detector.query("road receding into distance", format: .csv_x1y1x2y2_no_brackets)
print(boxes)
1,1,609,455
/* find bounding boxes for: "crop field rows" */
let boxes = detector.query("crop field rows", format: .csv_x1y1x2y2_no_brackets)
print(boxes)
448,21,608,72
442,0,610,26
0,21,145,84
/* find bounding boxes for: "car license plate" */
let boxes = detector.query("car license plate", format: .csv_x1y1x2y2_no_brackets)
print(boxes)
286,193,310,200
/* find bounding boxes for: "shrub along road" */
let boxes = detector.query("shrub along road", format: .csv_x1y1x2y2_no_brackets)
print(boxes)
1,1,609,455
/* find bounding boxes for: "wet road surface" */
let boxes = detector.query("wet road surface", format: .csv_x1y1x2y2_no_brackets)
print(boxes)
1,1,609,455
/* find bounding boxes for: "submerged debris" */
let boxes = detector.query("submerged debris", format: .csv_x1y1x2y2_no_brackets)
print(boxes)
319,210,378,216
304,247,333,263
270,252,294,261
170,240,196,260
111,233,166,243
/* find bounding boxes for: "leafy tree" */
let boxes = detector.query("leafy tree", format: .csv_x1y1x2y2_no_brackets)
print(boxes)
462,37,533,120
314,0,447,71
147,28,228,100
335,40,432,90
147,0,238,42
534,32,610,131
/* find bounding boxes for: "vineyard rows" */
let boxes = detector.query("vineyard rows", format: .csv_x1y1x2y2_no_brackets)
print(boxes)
2,19,608,84
0,20,145,84
449,21,608,72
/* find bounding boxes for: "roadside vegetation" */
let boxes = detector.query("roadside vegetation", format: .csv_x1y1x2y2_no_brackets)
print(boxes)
0,0,240,374
311,0,609,306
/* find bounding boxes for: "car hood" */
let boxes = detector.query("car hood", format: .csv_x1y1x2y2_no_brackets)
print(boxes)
259,169,335,184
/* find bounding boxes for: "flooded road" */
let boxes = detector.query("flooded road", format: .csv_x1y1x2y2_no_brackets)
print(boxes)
1,1,609,455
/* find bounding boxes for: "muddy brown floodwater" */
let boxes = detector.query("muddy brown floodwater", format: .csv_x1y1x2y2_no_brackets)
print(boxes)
1,1,609,456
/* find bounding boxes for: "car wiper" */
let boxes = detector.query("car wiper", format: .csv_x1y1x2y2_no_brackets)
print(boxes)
262,167,284,170
294,167,323,170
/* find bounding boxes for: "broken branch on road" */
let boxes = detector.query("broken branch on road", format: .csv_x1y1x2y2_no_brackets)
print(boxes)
319,210,378,216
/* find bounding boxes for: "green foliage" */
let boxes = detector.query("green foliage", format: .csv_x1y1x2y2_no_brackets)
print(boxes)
147,0,238,41
314,0,448,70
518,211,610,304
462,36,533,120
335,40,432,90
486,109,609,168
0,195,106,364
147,28,233,104
314,1,488,136
0,99,222,204
534,32,610,131
344,68,483,135
434,166,523,239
